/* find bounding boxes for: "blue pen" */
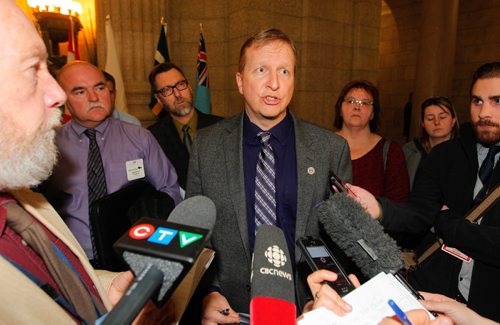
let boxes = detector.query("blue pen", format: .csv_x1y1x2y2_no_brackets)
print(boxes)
388,299,413,325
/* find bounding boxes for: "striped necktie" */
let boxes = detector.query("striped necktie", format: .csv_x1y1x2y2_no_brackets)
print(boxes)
479,145,500,186
84,128,108,262
254,131,277,231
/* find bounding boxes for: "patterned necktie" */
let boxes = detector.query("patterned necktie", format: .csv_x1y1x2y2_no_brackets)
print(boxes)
84,128,107,261
182,124,192,154
254,131,277,231
479,145,500,186
5,201,105,322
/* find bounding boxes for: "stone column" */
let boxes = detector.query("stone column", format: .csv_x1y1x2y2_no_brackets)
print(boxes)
410,0,459,139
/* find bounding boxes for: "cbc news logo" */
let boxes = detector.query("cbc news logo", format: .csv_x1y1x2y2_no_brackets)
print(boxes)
265,244,287,267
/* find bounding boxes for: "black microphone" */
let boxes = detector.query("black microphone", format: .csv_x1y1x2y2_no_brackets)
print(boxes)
250,225,296,325
318,193,404,279
101,196,216,324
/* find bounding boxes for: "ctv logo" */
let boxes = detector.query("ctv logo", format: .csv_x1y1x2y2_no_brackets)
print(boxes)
128,223,203,248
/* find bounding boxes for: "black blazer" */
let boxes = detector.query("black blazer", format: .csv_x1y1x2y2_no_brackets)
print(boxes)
149,109,223,188
380,123,500,322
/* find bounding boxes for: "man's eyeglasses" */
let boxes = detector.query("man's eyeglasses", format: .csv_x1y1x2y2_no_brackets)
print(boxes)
344,97,373,108
156,79,189,97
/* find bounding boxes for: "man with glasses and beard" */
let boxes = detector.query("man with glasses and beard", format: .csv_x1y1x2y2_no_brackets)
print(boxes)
148,62,222,190
351,62,500,322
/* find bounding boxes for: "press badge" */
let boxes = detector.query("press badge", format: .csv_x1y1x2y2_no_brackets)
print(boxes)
126,159,145,181
441,244,472,263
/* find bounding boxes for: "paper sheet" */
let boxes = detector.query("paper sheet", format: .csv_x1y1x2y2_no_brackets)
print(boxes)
299,272,433,325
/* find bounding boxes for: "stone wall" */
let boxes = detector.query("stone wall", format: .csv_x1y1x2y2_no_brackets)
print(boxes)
90,0,499,135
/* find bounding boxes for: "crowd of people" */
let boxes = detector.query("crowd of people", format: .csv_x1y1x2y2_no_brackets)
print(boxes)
1,0,499,324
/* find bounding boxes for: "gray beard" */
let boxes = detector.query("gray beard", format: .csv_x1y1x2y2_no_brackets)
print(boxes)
170,106,192,117
0,110,61,190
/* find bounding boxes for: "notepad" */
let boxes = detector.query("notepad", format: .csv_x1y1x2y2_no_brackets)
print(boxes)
298,272,434,325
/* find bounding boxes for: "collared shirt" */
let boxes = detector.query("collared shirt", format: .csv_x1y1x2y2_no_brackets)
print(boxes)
458,141,500,300
0,193,103,317
42,118,182,258
242,112,298,258
173,109,198,141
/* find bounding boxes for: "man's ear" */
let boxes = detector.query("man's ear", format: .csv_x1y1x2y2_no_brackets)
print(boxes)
236,72,244,95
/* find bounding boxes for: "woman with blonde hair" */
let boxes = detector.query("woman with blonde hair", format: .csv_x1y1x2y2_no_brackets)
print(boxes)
403,96,459,189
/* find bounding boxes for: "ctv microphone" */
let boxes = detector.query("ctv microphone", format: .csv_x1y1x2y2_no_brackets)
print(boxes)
102,195,216,324
250,225,296,325
318,193,404,279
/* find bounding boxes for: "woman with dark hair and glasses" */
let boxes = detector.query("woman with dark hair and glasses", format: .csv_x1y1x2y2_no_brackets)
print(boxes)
334,80,409,202
403,97,459,189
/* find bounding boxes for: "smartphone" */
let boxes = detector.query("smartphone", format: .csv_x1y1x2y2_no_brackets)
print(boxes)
329,171,347,193
297,236,355,297
239,312,250,324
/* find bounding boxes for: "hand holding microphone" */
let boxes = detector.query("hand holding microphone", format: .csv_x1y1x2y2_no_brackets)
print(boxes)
345,183,382,220
328,171,381,220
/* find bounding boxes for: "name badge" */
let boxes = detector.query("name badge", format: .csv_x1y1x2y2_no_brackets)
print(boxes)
441,244,472,263
126,159,145,181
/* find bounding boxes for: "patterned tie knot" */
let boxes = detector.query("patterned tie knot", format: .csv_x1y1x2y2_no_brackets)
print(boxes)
489,145,500,157
84,128,97,141
182,124,190,133
479,145,500,185
257,131,271,146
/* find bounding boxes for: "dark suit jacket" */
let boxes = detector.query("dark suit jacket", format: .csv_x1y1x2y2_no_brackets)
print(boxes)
149,109,223,189
380,123,500,322
186,112,352,313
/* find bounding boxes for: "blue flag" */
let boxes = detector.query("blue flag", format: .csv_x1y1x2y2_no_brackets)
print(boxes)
194,29,211,114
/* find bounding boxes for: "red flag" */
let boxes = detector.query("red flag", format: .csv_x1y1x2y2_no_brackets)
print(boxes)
67,16,80,63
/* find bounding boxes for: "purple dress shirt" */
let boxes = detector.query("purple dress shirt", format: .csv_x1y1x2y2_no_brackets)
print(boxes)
43,118,182,258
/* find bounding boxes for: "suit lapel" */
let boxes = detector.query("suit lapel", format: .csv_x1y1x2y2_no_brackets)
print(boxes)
292,115,318,260
223,114,251,264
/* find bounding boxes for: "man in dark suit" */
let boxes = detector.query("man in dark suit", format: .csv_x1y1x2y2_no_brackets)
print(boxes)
148,63,222,189
353,62,500,322
186,28,352,323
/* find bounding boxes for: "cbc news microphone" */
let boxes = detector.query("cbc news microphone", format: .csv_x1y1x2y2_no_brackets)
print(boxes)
101,195,216,325
318,193,404,279
250,225,296,325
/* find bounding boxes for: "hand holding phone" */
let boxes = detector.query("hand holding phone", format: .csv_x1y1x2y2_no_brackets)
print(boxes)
297,236,355,297
329,171,347,193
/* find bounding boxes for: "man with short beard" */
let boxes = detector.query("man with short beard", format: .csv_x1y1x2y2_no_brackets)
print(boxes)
148,62,222,189
351,62,500,322
40,61,182,265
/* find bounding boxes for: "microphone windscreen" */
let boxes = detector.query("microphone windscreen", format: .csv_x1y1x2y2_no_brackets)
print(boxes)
122,251,183,301
251,225,295,304
168,195,216,237
318,193,404,278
